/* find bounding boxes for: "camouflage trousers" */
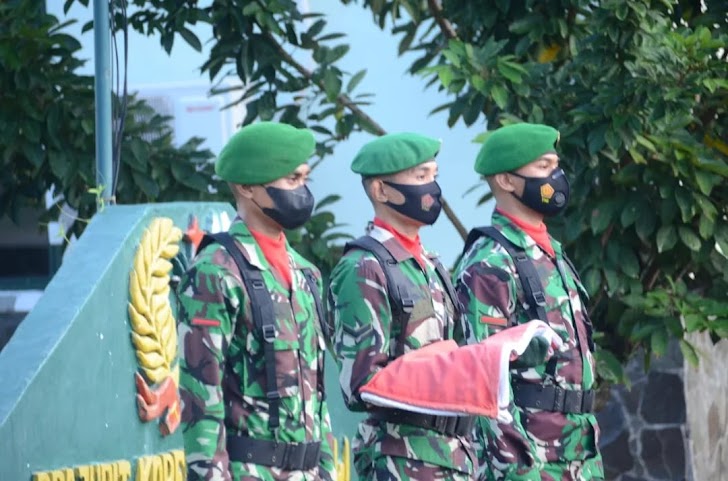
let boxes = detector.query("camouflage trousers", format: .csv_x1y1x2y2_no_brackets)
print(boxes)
229,461,323,481
476,457,603,481
354,453,474,481
540,458,604,481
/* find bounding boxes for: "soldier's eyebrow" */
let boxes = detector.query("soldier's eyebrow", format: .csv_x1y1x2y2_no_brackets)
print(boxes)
413,165,434,175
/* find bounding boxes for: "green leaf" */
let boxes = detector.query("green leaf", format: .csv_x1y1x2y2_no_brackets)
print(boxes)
604,268,621,294
317,33,346,42
323,69,342,101
595,349,625,384
620,250,640,278
48,151,68,179
491,84,508,109
131,170,159,198
678,226,701,251
496,58,526,84
650,328,668,356
584,268,602,297
634,134,656,152
587,124,608,156
698,214,715,239
656,225,677,253
675,188,694,222
590,203,614,234
347,69,366,93
179,27,202,52
679,339,699,367
307,19,326,39
620,202,639,227
437,67,454,88
694,170,715,195
326,44,350,64
315,194,341,211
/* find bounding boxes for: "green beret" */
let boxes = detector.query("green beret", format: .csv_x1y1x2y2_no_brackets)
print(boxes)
351,132,441,176
215,122,316,185
475,123,559,176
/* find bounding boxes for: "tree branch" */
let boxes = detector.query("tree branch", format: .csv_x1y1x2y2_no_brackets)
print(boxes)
264,31,386,136
264,31,469,240
427,0,457,40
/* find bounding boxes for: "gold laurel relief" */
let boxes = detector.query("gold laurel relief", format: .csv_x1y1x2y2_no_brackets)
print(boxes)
128,217,182,384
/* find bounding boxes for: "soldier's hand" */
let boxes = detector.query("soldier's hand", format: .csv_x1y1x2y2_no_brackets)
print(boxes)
511,336,550,369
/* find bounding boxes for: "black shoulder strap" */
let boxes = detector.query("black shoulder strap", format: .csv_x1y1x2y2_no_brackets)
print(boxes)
465,227,549,325
467,227,559,377
202,232,281,436
344,236,415,357
300,268,326,396
431,258,460,331
301,268,325,333
559,252,595,352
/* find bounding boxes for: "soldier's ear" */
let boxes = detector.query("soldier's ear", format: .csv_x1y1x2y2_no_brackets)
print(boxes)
493,173,517,193
229,183,255,200
369,178,389,203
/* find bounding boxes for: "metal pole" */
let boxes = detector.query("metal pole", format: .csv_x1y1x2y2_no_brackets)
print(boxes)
93,0,113,209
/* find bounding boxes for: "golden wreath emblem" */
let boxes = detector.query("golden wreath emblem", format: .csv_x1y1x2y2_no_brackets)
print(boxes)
128,217,183,436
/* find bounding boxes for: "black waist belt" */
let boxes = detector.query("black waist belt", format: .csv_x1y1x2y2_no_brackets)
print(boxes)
513,383,595,414
370,409,475,437
227,435,322,471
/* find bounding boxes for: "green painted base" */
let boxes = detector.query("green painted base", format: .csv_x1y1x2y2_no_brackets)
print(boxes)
0,203,360,481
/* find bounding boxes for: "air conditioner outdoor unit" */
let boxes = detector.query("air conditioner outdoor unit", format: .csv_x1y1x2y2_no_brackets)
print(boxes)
132,79,246,154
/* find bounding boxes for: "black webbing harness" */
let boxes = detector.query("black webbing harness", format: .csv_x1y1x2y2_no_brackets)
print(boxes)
463,227,596,415
344,235,475,437
198,233,325,470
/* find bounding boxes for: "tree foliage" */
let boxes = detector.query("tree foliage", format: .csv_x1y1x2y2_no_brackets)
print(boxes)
0,0,226,239
6,0,727,378
348,0,728,379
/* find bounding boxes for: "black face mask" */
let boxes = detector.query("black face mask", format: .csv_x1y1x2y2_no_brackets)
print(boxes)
382,180,442,225
510,168,570,217
258,184,315,230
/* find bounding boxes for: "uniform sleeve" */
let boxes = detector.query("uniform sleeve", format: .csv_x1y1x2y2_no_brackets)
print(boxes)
327,254,391,411
177,260,242,481
453,248,518,344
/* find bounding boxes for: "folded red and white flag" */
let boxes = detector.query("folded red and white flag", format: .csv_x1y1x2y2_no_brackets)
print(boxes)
359,320,563,423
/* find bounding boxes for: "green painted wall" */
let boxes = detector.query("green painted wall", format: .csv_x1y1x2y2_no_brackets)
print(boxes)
0,203,359,481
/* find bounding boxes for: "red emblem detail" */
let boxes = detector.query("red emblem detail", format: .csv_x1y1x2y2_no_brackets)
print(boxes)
421,194,435,211
481,316,508,327
184,216,205,251
192,318,221,327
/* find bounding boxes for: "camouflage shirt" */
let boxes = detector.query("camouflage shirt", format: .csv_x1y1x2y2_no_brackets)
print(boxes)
453,212,603,481
177,219,335,481
327,224,475,478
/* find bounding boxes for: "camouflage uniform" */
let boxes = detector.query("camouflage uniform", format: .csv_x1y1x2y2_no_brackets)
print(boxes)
328,223,476,480
453,212,603,481
178,219,336,481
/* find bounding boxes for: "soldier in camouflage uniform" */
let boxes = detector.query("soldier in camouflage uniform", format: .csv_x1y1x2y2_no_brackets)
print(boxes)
327,133,477,480
177,122,336,481
453,123,604,481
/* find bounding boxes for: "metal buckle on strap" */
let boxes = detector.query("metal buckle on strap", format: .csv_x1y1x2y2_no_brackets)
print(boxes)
432,416,448,433
563,389,582,413
455,415,475,435
282,443,307,471
445,416,458,434
251,279,266,290
532,290,547,306
262,325,276,342
552,386,566,412
304,442,322,469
